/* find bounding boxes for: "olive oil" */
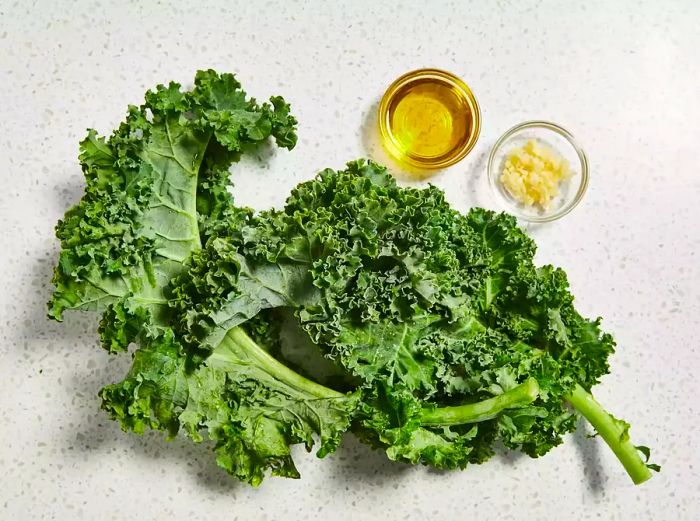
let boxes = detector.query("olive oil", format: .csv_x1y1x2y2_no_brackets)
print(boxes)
378,69,480,170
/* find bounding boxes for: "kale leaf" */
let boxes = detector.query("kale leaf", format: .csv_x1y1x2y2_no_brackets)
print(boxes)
174,159,657,483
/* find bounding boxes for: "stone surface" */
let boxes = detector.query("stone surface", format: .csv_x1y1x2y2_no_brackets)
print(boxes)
0,1,698,519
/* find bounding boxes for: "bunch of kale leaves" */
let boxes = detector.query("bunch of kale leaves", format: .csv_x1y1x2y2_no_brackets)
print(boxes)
48,71,657,486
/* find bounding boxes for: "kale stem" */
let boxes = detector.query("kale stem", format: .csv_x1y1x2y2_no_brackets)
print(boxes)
565,384,652,485
419,378,540,426
213,327,345,400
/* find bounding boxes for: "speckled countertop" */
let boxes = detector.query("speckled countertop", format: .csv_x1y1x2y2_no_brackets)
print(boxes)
1,1,698,519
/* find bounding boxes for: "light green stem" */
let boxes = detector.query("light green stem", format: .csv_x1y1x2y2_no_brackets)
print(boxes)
565,384,652,485
220,328,654,485
215,327,344,399
420,378,540,426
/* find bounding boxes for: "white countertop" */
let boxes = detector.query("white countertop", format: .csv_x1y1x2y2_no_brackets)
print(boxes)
1,1,698,519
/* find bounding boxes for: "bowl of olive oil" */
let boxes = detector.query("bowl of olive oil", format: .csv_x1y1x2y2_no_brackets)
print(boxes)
378,69,481,170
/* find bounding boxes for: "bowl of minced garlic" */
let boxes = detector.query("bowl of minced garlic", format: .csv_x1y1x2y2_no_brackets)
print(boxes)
487,121,589,222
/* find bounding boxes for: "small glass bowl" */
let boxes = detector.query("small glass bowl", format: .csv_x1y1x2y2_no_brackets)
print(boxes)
378,68,481,170
487,121,589,223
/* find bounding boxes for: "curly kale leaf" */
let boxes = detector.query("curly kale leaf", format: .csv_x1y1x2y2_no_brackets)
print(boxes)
48,69,297,352
100,326,357,486
171,239,321,350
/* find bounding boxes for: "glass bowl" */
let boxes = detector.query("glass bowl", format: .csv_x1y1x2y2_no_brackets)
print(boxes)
487,121,589,223
378,68,481,170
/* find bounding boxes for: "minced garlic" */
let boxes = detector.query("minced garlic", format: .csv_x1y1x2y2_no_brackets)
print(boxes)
500,139,571,209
